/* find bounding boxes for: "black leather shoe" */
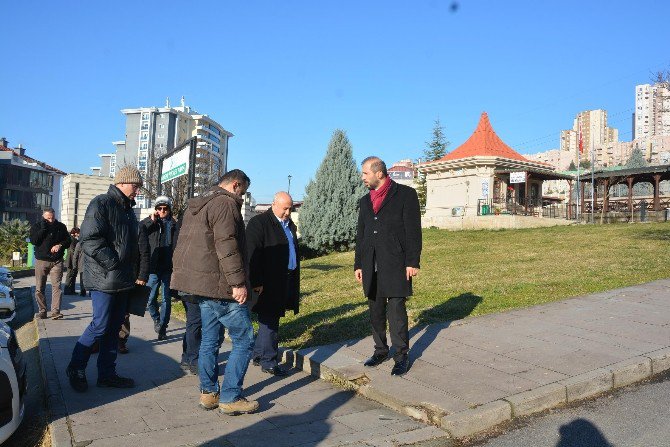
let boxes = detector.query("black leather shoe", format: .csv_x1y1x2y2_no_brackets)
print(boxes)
363,353,388,367
262,365,288,376
97,374,135,388
391,356,409,376
252,358,260,367
66,366,88,392
157,328,167,341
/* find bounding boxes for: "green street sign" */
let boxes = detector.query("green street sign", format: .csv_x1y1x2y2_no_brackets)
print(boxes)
161,147,190,183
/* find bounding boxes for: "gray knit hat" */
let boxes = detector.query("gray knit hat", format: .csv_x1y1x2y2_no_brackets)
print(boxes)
114,165,143,186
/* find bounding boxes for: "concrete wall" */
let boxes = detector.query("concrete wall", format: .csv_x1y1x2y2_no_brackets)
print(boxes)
424,166,496,219
60,174,113,229
422,214,574,231
119,113,140,167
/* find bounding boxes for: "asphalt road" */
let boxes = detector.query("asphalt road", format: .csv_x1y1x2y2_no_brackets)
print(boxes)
467,371,670,447
5,287,48,447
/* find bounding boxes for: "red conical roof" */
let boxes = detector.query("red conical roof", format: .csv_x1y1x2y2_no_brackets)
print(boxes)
440,112,528,162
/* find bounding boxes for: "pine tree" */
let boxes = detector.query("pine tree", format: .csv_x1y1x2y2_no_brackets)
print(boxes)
625,147,648,169
568,161,577,171
423,118,450,162
300,130,368,253
416,118,450,211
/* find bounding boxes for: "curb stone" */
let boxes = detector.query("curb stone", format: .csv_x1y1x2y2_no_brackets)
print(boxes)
440,401,512,439
560,368,613,402
646,347,670,375
504,383,567,418
608,356,652,388
32,285,74,447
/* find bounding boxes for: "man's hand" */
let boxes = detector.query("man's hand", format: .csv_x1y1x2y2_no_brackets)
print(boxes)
136,279,147,286
232,286,248,304
406,267,419,281
50,244,61,253
354,269,363,284
252,286,263,295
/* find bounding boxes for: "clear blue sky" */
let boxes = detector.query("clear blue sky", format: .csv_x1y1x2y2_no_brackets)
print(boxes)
2,0,669,202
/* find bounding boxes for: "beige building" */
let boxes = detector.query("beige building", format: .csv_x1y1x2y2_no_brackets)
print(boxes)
560,109,619,164
420,113,568,228
526,148,574,171
60,174,114,229
635,83,670,139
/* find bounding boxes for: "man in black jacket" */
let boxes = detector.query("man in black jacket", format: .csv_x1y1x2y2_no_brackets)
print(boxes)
65,166,144,392
30,208,71,320
354,156,422,376
246,191,299,377
63,227,80,295
138,195,178,341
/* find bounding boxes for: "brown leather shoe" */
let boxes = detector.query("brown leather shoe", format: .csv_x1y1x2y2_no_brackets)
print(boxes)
199,392,219,410
51,311,64,320
219,397,259,415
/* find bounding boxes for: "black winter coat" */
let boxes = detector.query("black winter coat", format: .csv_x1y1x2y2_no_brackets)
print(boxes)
138,215,179,281
354,181,422,298
65,236,78,270
246,209,300,316
29,219,70,262
79,185,141,293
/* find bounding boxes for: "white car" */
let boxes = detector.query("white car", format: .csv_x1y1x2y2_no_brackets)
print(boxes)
0,268,15,323
0,321,26,444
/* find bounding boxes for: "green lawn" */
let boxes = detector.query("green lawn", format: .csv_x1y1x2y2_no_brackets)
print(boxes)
175,222,670,350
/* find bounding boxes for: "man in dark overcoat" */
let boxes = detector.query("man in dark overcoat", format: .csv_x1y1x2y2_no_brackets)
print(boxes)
246,191,299,376
354,156,422,376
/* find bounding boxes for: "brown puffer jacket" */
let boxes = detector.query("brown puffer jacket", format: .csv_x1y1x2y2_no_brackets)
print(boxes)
171,186,247,300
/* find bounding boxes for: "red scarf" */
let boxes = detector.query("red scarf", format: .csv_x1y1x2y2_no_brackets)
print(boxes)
370,178,393,214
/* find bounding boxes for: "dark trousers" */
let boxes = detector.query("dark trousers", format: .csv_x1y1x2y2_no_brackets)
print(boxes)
79,272,86,296
118,314,131,346
64,268,77,294
181,299,202,366
69,290,128,379
252,312,280,369
368,296,409,361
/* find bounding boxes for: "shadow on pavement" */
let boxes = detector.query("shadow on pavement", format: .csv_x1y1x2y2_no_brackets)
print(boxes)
409,292,482,363
555,418,613,447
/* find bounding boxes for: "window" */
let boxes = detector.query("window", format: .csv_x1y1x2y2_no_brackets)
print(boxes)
141,142,148,149
159,124,165,129
141,133,148,140
141,113,149,120
141,123,149,130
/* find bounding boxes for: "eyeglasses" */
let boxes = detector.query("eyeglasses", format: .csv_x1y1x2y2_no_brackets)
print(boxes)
155,206,169,211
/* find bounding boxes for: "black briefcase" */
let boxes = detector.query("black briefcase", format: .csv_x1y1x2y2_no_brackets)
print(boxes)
127,284,150,317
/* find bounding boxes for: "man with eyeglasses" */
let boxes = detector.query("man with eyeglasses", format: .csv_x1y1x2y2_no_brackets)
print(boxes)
138,195,178,341
66,165,145,392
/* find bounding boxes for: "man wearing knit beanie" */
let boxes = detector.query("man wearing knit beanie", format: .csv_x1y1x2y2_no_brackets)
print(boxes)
66,165,147,392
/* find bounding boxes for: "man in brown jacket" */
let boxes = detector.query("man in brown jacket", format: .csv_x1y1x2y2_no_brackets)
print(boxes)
171,169,258,416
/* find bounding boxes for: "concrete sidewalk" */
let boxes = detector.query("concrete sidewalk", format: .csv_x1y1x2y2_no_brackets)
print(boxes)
33,278,670,445
33,285,446,447
294,279,670,438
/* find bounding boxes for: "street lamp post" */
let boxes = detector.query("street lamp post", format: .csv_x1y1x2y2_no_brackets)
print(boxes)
288,175,292,194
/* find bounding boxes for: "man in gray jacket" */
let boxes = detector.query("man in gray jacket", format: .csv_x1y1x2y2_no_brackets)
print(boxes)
171,169,258,416
65,166,144,393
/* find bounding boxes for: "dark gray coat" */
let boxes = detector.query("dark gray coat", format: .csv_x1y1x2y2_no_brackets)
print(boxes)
354,181,422,298
79,185,140,293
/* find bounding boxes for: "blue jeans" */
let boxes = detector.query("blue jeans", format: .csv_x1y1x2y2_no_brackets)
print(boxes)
146,271,172,329
198,297,254,403
69,290,128,379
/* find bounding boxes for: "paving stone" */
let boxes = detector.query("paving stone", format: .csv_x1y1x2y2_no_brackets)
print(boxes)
560,368,613,402
364,426,450,447
608,356,653,388
440,400,512,439
504,383,567,417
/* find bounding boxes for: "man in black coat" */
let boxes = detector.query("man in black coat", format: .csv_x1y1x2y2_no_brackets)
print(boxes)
138,195,178,341
354,156,422,376
65,166,144,393
246,191,300,376
29,207,71,320
63,227,80,295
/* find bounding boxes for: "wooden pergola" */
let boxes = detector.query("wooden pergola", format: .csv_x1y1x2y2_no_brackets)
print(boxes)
576,165,670,214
